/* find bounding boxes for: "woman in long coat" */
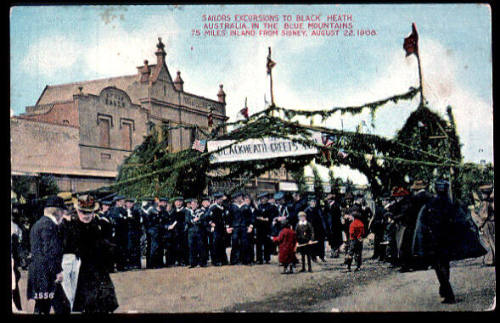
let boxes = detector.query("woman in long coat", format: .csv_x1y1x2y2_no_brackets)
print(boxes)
61,195,118,313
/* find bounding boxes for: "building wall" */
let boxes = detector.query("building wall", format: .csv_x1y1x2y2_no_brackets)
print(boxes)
20,102,79,127
10,118,81,173
76,88,148,171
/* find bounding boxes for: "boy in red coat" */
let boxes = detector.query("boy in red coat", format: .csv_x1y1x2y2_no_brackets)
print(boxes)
272,221,298,274
346,206,365,272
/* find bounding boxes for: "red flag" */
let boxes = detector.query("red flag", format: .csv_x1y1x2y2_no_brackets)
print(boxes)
239,107,249,119
239,97,249,119
403,23,419,57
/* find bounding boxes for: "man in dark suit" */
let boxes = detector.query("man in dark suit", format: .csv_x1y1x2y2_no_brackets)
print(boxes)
255,192,276,264
207,192,228,266
27,196,70,314
125,198,143,270
186,198,208,268
226,192,254,265
109,195,128,271
171,197,189,266
305,196,327,262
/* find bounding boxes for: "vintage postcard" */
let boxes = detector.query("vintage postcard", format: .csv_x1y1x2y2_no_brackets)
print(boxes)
10,4,494,313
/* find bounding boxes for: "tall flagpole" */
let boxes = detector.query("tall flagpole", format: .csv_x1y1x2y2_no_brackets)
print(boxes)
269,47,275,107
416,49,424,107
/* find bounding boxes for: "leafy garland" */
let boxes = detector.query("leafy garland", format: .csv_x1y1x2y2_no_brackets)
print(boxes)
108,85,469,200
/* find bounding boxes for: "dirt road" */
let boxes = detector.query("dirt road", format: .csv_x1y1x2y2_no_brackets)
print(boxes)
15,246,495,313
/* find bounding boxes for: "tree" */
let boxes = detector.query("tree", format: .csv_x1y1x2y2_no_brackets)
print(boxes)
290,167,307,195
312,165,324,200
455,162,494,206
38,175,59,197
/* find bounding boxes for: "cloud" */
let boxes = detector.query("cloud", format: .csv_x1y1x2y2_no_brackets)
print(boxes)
21,35,83,77
83,14,182,77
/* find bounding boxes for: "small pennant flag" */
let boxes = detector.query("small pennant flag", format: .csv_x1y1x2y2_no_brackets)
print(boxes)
417,121,426,128
239,97,249,119
403,23,419,57
192,139,206,152
267,47,276,75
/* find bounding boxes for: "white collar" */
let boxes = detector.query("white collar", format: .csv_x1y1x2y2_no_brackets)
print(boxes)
298,220,307,225
44,212,59,225
176,207,184,212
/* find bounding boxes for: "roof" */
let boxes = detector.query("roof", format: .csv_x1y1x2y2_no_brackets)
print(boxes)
36,74,139,105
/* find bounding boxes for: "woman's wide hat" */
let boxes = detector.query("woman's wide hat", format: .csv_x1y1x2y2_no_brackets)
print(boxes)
74,194,100,212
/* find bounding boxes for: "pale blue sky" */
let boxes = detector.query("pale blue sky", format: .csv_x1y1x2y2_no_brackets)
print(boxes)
10,4,493,182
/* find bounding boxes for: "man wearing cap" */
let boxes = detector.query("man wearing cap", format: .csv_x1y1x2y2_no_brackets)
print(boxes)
108,196,128,271
186,198,208,268
207,192,228,266
200,196,212,265
256,192,277,264
324,192,343,259
171,197,189,266
125,198,143,270
96,201,115,272
145,198,165,268
305,196,327,262
289,192,307,229
27,196,69,314
226,192,254,265
139,198,153,268
161,198,178,267
271,192,289,237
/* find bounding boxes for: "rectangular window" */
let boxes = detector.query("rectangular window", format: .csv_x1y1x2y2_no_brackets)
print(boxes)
121,122,132,151
120,118,135,151
98,118,110,148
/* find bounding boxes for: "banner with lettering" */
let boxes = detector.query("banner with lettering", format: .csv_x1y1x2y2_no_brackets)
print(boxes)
207,133,321,163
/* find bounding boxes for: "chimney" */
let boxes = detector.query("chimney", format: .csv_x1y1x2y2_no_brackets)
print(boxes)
140,60,150,82
155,37,166,66
217,84,226,104
173,71,184,91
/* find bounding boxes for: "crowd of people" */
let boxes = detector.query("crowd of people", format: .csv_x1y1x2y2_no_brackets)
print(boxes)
11,178,494,313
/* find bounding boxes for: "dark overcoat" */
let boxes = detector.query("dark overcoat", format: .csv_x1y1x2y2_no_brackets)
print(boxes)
62,217,118,313
412,195,487,265
27,216,63,301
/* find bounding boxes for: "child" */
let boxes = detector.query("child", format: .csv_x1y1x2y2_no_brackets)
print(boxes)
272,220,297,274
295,211,315,273
346,206,365,272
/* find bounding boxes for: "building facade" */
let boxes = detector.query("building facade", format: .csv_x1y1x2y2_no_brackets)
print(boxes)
11,38,227,194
